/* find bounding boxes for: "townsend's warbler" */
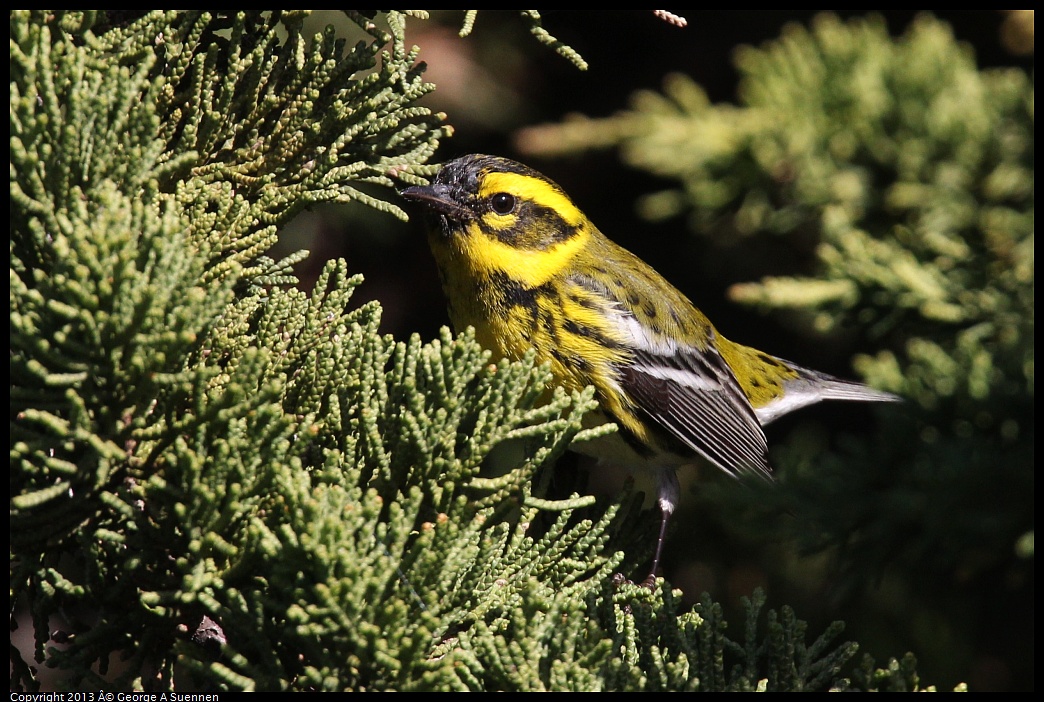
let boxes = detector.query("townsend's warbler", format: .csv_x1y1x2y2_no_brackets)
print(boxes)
401,154,900,585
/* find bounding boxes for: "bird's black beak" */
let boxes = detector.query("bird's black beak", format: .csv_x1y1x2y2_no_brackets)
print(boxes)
400,183,471,220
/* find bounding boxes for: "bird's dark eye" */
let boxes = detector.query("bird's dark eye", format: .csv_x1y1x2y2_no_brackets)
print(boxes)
490,193,516,215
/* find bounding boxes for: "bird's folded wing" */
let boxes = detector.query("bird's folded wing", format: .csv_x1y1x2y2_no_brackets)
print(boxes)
619,344,774,480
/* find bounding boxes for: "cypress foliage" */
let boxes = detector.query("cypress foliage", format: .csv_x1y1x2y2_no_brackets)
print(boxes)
12,10,963,691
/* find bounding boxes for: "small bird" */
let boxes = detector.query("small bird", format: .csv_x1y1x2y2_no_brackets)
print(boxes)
401,154,900,586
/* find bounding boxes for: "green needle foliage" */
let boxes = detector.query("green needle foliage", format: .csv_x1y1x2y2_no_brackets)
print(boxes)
459,10,589,71
12,10,951,691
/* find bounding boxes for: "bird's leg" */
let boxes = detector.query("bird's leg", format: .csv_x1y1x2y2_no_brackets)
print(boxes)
641,467,680,588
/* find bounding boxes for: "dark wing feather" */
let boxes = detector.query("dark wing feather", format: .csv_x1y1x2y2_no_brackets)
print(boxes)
619,341,774,480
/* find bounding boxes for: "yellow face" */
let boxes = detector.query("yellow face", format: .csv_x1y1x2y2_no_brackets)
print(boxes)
432,162,593,290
